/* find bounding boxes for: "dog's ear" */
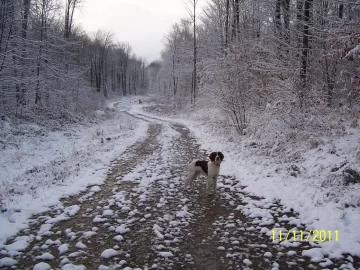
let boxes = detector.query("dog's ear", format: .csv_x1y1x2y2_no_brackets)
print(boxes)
218,152,224,161
209,152,216,161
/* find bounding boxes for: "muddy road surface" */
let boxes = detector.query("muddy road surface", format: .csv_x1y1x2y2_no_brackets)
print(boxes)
1,112,358,270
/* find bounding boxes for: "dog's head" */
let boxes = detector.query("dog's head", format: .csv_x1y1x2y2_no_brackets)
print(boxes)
209,152,224,165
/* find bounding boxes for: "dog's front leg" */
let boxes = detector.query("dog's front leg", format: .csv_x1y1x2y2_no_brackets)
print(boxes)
213,176,218,193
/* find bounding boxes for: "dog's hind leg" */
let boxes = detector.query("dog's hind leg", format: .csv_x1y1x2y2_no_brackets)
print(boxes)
185,172,199,189
185,171,198,189
184,176,190,189
190,172,199,188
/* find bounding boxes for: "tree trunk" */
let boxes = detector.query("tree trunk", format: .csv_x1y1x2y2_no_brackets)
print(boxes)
282,0,290,46
275,0,282,36
20,0,31,106
299,0,313,109
295,0,303,59
339,4,343,19
64,0,77,39
225,0,230,51
172,44,177,95
35,0,45,104
193,0,197,104
232,0,240,40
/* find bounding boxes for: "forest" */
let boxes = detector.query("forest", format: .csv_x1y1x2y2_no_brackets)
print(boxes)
0,0,359,139
148,0,360,139
0,0,146,123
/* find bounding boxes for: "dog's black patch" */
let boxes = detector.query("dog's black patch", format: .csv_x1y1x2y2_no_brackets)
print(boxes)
195,160,208,175
217,152,224,161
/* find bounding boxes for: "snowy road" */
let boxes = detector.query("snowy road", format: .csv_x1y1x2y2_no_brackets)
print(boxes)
1,109,359,270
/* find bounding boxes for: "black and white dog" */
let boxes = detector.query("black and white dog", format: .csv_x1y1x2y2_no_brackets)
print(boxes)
184,152,225,194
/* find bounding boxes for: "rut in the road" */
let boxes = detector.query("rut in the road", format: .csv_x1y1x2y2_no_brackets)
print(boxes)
1,115,358,270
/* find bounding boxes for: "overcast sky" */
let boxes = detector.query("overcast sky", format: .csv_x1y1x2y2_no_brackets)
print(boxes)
75,0,205,64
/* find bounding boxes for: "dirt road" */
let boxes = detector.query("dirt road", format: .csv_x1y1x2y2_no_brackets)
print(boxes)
1,111,358,270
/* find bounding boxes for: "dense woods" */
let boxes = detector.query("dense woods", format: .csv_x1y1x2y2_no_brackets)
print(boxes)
1,0,359,137
0,0,146,121
148,0,360,137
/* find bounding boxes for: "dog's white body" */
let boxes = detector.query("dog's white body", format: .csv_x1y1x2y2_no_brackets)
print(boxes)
184,152,224,194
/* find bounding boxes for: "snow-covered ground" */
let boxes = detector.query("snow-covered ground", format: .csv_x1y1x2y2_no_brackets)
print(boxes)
131,98,360,262
0,96,359,269
0,98,148,246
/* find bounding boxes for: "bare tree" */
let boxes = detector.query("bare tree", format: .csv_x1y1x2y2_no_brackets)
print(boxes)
0,0,147,120
299,0,313,108
149,0,360,138
232,0,240,40
186,0,199,104
225,0,230,51
64,0,80,39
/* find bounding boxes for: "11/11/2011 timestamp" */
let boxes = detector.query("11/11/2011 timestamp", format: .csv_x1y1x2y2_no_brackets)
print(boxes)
272,229,339,242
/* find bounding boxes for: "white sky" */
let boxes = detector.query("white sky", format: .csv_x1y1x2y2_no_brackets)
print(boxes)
75,0,205,64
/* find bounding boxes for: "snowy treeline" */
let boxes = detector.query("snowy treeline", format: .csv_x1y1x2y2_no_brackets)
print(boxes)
148,0,360,137
0,0,146,121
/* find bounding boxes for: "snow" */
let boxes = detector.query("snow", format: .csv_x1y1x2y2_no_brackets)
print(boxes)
68,251,85,257
82,231,96,238
93,216,108,223
90,186,101,192
60,258,70,266
175,206,192,218
302,248,325,262
4,235,31,251
33,262,51,270
287,250,297,256
1,97,360,267
75,242,87,249
158,251,173,258
154,229,164,240
153,224,165,239
58,243,69,254
115,224,130,234
264,252,272,258
61,264,86,270
44,239,61,246
243,258,252,265
102,210,114,216
0,257,17,267
130,99,360,261
95,110,106,117
319,258,334,267
45,205,80,224
113,235,124,241
100,248,118,258
0,98,149,246
36,252,55,260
